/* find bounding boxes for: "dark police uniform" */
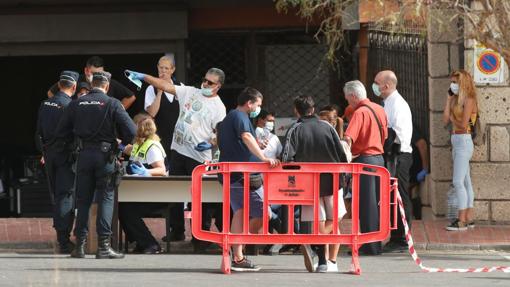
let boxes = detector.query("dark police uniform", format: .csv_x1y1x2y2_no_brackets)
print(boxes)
36,70,80,253
56,71,136,259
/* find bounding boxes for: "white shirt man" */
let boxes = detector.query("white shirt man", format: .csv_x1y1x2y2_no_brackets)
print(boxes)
383,90,413,153
372,70,414,253
172,85,226,163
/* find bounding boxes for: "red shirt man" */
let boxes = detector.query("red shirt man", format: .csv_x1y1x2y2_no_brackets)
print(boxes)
342,80,388,256
345,98,388,156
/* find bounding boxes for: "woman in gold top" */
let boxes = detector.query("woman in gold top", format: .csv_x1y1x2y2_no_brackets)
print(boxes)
442,70,478,231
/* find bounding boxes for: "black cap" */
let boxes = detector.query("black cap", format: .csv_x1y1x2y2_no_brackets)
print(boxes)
59,70,79,83
92,71,111,83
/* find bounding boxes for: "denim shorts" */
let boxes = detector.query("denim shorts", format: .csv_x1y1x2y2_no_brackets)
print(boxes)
229,181,264,218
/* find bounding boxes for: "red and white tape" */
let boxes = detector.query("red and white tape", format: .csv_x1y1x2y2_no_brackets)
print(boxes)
396,192,510,273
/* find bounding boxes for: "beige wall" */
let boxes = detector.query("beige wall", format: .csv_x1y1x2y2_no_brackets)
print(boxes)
427,9,510,223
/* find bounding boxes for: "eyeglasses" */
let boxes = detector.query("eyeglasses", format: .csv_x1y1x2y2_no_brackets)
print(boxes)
202,77,218,86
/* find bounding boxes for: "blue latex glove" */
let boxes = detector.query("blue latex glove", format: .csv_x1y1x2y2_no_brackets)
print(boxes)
416,169,428,182
195,141,212,152
130,163,150,176
124,70,146,81
124,70,146,90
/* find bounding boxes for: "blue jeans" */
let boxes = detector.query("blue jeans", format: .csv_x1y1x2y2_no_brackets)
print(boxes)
451,134,474,210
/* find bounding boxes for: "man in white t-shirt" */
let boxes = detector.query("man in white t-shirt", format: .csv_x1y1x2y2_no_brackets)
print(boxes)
254,110,282,160
125,67,227,250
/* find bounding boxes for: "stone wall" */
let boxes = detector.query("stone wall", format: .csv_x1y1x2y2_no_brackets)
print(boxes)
427,9,510,223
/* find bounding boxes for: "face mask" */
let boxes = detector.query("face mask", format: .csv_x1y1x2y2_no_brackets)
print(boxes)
249,106,261,118
86,74,93,84
372,83,382,97
124,71,142,91
450,83,459,95
200,83,214,97
265,121,274,132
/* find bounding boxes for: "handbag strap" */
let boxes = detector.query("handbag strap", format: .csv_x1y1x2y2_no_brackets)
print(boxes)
360,104,384,146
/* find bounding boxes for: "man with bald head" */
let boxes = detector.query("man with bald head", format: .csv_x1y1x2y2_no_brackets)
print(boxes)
372,70,413,253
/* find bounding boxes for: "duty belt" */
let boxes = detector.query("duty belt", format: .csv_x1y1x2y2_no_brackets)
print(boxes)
81,141,114,149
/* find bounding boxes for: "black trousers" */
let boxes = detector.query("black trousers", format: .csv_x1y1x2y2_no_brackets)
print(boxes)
45,149,75,243
354,154,384,255
169,150,223,243
387,152,413,244
168,150,202,234
118,202,167,248
74,148,115,238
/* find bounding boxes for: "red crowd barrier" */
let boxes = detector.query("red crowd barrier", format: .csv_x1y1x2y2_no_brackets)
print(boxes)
191,162,398,274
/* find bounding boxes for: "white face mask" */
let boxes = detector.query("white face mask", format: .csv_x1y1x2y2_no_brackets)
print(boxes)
450,83,459,95
86,74,93,83
265,121,274,132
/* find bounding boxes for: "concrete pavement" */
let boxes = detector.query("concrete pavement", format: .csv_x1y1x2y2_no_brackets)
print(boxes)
0,251,509,287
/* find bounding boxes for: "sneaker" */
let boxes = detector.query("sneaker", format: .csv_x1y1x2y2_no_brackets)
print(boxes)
467,221,475,229
446,219,467,231
316,264,328,273
300,245,317,273
382,241,408,253
326,260,338,272
231,257,261,272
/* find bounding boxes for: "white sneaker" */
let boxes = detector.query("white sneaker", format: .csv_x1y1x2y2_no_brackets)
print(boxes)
327,260,338,272
316,264,328,273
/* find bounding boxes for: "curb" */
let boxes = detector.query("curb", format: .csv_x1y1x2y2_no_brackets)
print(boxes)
423,243,510,251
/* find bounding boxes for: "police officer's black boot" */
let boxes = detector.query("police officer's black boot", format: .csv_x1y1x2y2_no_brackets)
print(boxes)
70,237,86,258
57,231,75,254
96,236,125,259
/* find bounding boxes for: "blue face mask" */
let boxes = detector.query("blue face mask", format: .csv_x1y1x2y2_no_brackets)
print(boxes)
249,106,261,118
372,83,382,97
201,88,213,97
124,71,142,91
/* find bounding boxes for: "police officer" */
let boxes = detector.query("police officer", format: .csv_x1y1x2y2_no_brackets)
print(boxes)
36,71,80,254
56,71,136,259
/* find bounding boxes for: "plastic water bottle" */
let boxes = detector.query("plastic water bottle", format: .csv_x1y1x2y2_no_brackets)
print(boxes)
446,184,458,222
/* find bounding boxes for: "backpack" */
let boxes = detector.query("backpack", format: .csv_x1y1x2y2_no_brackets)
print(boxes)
470,112,486,146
